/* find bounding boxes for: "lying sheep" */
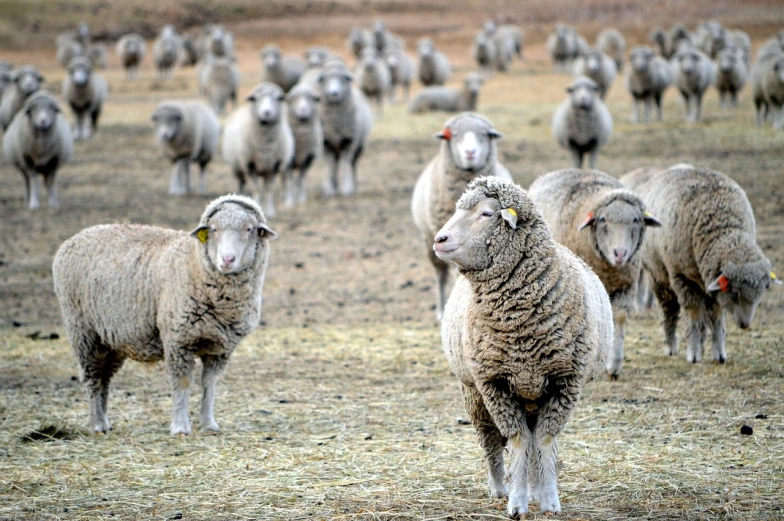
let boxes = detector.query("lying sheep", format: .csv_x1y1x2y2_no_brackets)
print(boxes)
222,83,294,218
716,48,748,108
115,33,146,79
355,47,391,114
751,50,784,129
435,176,612,517
3,91,73,210
529,169,662,378
672,49,716,122
626,45,672,123
153,25,181,80
198,56,240,115
409,74,483,114
383,45,413,103
472,32,498,73
0,65,44,130
547,24,585,72
552,76,612,169
416,38,451,86
86,44,108,69
260,44,305,93
347,27,372,60
573,48,617,98
596,28,626,71
285,83,323,206
151,101,220,196
315,64,373,197
621,166,779,364
61,56,108,140
411,112,512,321
53,195,278,435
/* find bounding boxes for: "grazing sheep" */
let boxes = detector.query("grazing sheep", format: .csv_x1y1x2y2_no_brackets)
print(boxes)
552,76,613,169
672,49,716,122
383,45,414,103
285,83,323,206
222,83,294,218
355,46,391,114
529,169,662,378
411,112,512,321
573,47,618,98
626,45,673,123
61,56,107,140
53,195,278,435
3,91,73,210
260,44,305,93
57,34,84,68
409,74,483,114
115,33,147,79
86,44,108,69
198,56,240,115
715,48,747,108
547,24,584,72
597,28,626,71
347,27,372,60
621,166,779,364
0,65,44,130
151,101,220,196
751,50,784,129
315,64,373,197
416,38,452,86
153,25,181,80
472,32,498,73
435,176,612,517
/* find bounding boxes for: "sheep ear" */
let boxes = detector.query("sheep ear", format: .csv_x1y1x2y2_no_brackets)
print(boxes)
246,92,258,102
706,274,730,293
566,86,574,93
771,272,783,286
190,226,210,244
578,212,595,231
487,129,503,139
258,224,278,240
500,208,518,230
342,72,354,82
312,93,321,102
643,211,662,227
434,127,452,140
315,74,324,84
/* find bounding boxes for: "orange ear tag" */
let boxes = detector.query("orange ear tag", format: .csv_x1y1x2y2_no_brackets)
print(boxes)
580,212,594,227
442,127,452,140
717,275,730,292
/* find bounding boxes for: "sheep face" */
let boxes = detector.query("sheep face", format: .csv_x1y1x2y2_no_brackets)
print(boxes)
210,32,228,56
567,78,599,110
15,68,43,96
579,199,660,268
287,86,319,123
359,48,381,71
305,47,328,68
68,60,92,87
433,196,501,271
707,261,774,330
675,51,701,76
262,46,282,70
247,84,285,125
464,75,483,96
718,50,737,73
630,48,653,73
585,51,602,74
24,93,60,133
417,40,435,59
151,106,183,142
76,22,90,42
438,118,499,172
317,69,353,104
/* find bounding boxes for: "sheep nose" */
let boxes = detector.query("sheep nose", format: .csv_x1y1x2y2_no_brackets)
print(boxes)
613,249,627,264
222,255,236,265
434,233,450,244
739,320,750,330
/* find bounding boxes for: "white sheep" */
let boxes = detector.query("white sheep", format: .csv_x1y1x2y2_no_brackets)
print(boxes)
222,82,294,218
3,91,73,210
715,47,747,109
552,76,613,169
573,47,618,99
0,62,12,102
435,176,612,517
151,100,220,196
0,65,44,131
383,45,414,103
153,25,182,80
347,27,372,61
61,56,107,140
672,48,716,122
416,38,451,86
494,24,524,62
86,43,109,69
409,73,483,114
198,56,240,115
411,112,512,321
596,28,626,71
285,83,323,206
53,195,278,435
115,33,147,80
472,32,498,73
260,44,305,93
626,45,672,123
546,24,585,72
56,33,84,68
355,46,391,115
751,50,784,129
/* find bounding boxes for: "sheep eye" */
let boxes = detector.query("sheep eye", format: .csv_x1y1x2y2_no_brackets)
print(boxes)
481,210,494,218
598,216,606,223
246,226,253,233
633,217,640,223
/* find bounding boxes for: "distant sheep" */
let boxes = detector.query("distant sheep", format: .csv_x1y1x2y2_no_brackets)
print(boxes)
596,28,626,71
198,56,240,115
57,34,84,68
626,45,672,122
86,44,108,69
751,50,784,129
416,38,451,86
115,33,147,79
383,46,414,103
0,65,44,130
672,49,716,122
153,25,181,80
546,24,585,72
61,56,108,140
285,83,323,206
573,47,617,98
409,74,483,114
472,32,498,73
260,44,305,93
552,76,612,169
0,62,12,102
355,46,391,114
715,48,747,109
347,27,372,60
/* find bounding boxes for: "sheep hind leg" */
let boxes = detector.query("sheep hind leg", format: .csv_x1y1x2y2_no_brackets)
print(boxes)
168,160,187,196
706,302,726,363
166,345,195,436
199,354,229,432
97,350,125,432
607,308,627,379
694,95,703,122
652,279,680,356
262,175,277,219
461,384,507,499
322,149,338,198
73,331,113,433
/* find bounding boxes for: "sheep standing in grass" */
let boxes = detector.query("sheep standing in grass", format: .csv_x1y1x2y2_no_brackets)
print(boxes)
62,56,107,141
285,83,323,206
383,46,413,103
260,45,305,93
529,169,662,378
435,176,612,517
411,112,512,321
672,49,716,123
552,76,612,169
715,48,747,109
547,24,584,72
86,44,108,69
152,101,220,196
347,28,372,61
57,34,84,68
53,195,278,435
0,65,44,130
222,83,294,218
3,91,73,210
0,63,12,102
751,50,784,129
573,48,617,98
597,28,626,71
409,74,483,114
621,166,779,364
494,25,524,61
116,33,146,79
355,47,391,115
199,56,240,115
370,20,405,52
472,32,498,73
626,45,672,123
417,39,451,86
153,25,181,81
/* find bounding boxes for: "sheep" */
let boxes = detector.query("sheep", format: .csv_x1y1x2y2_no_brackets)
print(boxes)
198,56,240,115
151,101,220,196
434,176,612,517
472,32,498,73
383,45,414,103
61,56,107,140
200,25,234,60
670,23,695,55
573,47,618,98
730,30,752,66
315,63,373,197
649,27,671,58
757,32,784,62
347,27,372,60
715,48,747,109
410,112,512,322
620,165,779,364
370,20,405,52
552,76,612,170
57,34,84,68
495,25,524,61
626,45,673,123
3,91,73,210
409,74,483,114
304,46,332,69
153,25,181,80
546,24,584,72
0,62,13,102
260,44,305,93
528,169,662,378
596,28,626,71
53,195,278,435
180,35,200,66
416,38,451,86
284,83,323,206
672,49,716,123
0,65,44,131
355,46,391,114
222,82,294,218
115,33,146,79
86,44,108,69
751,50,784,129
696,20,729,59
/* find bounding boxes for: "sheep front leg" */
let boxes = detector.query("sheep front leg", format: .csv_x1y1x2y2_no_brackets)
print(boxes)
297,167,309,204
81,113,92,139
263,175,277,219
44,172,60,210
28,171,41,211
643,97,652,123
197,161,208,194
73,114,83,140
461,383,507,498
507,426,533,518
169,160,187,196
607,308,626,379
587,149,598,170
694,94,703,122
652,278,680,355
200,354,228,431
569,149,583,169
773,106,784,131
166,347,195,436
706,303,726,363
339,153,355,197
323,149,338,198
283,169,296,208
685,307,705,363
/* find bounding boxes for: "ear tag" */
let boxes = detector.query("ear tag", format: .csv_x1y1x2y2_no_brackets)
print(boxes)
772,272,783,285
644,211,652,217
442,127,452,140
718,274,730,292
196,228,209,244
578,212,594,230
501,208,518,229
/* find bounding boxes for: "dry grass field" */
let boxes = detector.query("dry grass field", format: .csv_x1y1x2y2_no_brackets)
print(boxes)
1,1,784,520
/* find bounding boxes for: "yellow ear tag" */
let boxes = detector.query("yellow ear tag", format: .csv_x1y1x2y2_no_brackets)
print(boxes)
196,228,209,244
506,208,517,217
772,272,778,280
644,211,652,217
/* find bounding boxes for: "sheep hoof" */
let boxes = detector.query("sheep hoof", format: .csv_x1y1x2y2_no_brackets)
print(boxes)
607,372,619,381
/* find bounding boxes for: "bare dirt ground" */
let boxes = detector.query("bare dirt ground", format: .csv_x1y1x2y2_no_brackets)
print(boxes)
1,1,784,520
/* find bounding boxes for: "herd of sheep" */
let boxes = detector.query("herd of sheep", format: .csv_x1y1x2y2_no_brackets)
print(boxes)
0,16,782,519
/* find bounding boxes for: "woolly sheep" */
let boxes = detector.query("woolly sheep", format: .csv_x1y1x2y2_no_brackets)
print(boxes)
222,82,294,218
416,38,451,86
355,46,391,114
86,44,108,69
751,50,784,129
670,23,695,55
756,32,784,62
3,91,73,210
552,76,612,169
529,169,662,378
0,65,44,130
61,56,107,140
370,20,405,52
151,101,220,196
200,25,234,60
494,25,524,61
409,74,483,114
261,44,305,93
672,48,716,122
180,35,200,66
53,195,278,435
284,83,323,206
0,63,12,102
198,56,240,115
649,27,671,59
115,33,147,79
57,34,84,68
411,112,512,321
626,45,672,123
696,20,729,59
153,25,181,80
315,63,373,197
383,45,414,103
347,27,372,60
597,28,626,71
472,32,498,73
620,166,779,364
731,30,752,66
573,47,617,98
435,176,612,517
546,24,585,72
715,48,747,109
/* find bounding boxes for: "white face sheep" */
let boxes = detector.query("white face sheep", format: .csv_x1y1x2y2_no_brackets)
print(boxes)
62,56,107,140
356,46,391,114
383,46,413,103
626,45,672,123
715,48,747,109
261,44,305,93
752,52,784,130
116,34,146,79
0,65,44,130
672,49,716,122
416,38,451,86
574,48,618,99
285,83,324,206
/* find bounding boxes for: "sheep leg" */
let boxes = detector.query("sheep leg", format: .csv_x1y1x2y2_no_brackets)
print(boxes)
323,149,338,198
531,389,575,515
247,173,264,208
263,175,277,219
198,161,208,194
341,145,362,197
169,160,187,196
81,113,92,139
754,102,764,127
774,106,784,131
570,149,583,169
28,172,41,211
587,149,598,170
607,308,627,379
297,165,309,205
654,94,663,121
685,307,705,363
506,426,533,518
719,92,727,109
730,92,738,108
706,303,727,363
283,169,296,208
199,354,228,431
44,172,60,210
643,98,652,123
234,169,246,194
72,332,114,433
20,170,32,209
91,108,101,131
166,346,195,436
694,95,703,122
461,383,507,498
652,278,680,355
633,100,641,123
73,114,83,141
